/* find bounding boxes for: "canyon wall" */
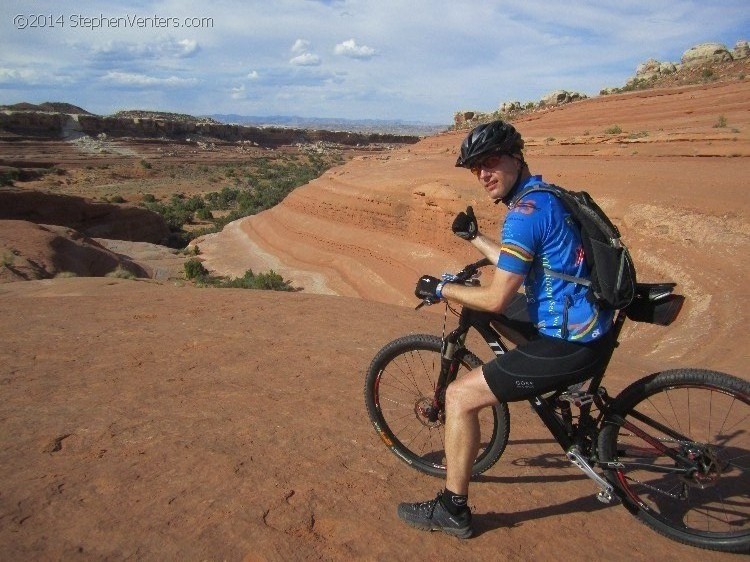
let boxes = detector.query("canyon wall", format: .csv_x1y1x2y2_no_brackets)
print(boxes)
0,111,420,147
196,80,750,373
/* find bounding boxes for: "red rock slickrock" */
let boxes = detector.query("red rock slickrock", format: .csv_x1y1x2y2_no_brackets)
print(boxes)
197,80,749,373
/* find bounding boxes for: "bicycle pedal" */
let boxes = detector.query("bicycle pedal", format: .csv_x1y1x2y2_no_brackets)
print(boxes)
596,490,614,504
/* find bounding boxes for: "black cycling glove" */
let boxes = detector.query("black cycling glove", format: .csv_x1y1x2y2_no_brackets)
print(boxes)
452,206,478,240
415,275,444,302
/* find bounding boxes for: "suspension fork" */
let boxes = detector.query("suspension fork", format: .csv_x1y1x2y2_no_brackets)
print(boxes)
432,311,474,412
435,330,468,396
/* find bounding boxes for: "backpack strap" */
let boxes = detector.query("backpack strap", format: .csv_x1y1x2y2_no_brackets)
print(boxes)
509,183,590,288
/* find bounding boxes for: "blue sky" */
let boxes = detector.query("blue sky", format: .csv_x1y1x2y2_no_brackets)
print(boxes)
1,0,747,123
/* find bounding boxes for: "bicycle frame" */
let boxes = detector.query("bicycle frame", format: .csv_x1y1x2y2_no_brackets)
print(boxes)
372,261,747,551
435,305,617,449
434,301,700,477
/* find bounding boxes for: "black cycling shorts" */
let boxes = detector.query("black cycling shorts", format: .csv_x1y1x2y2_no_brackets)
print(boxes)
482,330,615,402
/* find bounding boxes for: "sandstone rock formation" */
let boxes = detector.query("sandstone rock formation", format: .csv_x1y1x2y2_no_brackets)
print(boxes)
499,101,522,113
199,78,750,373
682,42,734,65
453,111,476,126
0,188,170,244
539,90,587,107
734,40,750,59
607,39,748,95
0,220,149,282
0,110,420,148
634,58,678,80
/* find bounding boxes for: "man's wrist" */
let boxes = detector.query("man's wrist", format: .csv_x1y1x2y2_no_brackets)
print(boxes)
435,281,446,300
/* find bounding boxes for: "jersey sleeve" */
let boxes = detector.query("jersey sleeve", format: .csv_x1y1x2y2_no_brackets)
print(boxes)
497,195,546,275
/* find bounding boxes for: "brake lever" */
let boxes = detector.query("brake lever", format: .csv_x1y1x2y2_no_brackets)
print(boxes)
415,295,441,310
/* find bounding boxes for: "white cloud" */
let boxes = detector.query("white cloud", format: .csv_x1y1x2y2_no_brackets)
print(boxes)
90,37,200,62
174,39,200,57
231,84,246,99
290,53,322,66
334,39,376,59
0,68,40,83
291,39,311,54
0,66,74,86
101,71,199,87
247,71,259,79
289,38,321,66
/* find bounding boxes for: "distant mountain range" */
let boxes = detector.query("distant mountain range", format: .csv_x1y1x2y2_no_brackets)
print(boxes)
207,114,448,136
1,102,448,137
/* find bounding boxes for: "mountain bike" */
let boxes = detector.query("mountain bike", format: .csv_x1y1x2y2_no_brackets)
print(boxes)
364,258,749,553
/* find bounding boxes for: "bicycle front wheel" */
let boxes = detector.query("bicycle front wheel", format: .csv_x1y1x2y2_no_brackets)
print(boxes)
364,334,509,478
598,369,750,553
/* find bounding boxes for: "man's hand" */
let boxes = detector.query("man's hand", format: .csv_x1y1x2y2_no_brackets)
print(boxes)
415,275,444,303
452,206,478,240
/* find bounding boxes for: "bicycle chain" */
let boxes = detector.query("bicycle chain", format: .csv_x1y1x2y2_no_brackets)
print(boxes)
623,474,688,500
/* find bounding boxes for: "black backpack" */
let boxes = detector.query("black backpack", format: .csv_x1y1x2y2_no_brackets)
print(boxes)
510,184,637,310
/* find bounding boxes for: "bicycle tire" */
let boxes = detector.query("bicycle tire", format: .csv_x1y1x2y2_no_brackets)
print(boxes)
364,334,509,478
598,368,750,553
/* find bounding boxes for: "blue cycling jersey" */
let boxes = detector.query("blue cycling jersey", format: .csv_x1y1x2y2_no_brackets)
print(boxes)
497,175,613,342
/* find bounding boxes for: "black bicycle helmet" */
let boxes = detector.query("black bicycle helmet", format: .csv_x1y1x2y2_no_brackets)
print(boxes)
455,120,524,168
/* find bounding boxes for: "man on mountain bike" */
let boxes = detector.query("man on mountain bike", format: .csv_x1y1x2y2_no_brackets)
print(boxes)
398,120,617,538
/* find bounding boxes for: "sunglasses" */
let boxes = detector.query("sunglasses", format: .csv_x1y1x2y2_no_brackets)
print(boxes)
470,154,504,178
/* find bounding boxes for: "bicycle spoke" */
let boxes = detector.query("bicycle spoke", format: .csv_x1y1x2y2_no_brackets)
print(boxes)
607,377,750,540
368,336,506,475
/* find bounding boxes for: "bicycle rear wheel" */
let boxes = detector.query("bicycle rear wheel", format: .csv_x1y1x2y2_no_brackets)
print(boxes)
598,369,750,553
364,334,509,478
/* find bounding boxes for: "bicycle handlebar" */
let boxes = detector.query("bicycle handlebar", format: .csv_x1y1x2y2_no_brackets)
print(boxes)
450,257,492,283
415,257,493,309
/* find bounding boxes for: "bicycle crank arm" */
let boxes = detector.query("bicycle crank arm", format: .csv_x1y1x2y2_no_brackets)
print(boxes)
567,446,616,504
599,460,691,475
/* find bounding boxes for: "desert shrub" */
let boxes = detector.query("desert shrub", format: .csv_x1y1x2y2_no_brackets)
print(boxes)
215,270,294,291
153,153,342,247
106,266,136,279
604,125,623,135
184,258,209,279
110,195,126,203
713,115,728,128
164,207,193,229
188,266,295,291
204,186,241,210
252,270,294,291
140,159,152,169
142,193,157,203
195,207,213,220
0,168,19,186
184,195,206,212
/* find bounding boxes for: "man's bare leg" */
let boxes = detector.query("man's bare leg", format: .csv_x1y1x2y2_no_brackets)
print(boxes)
444,366,501,495
397,365,499,538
